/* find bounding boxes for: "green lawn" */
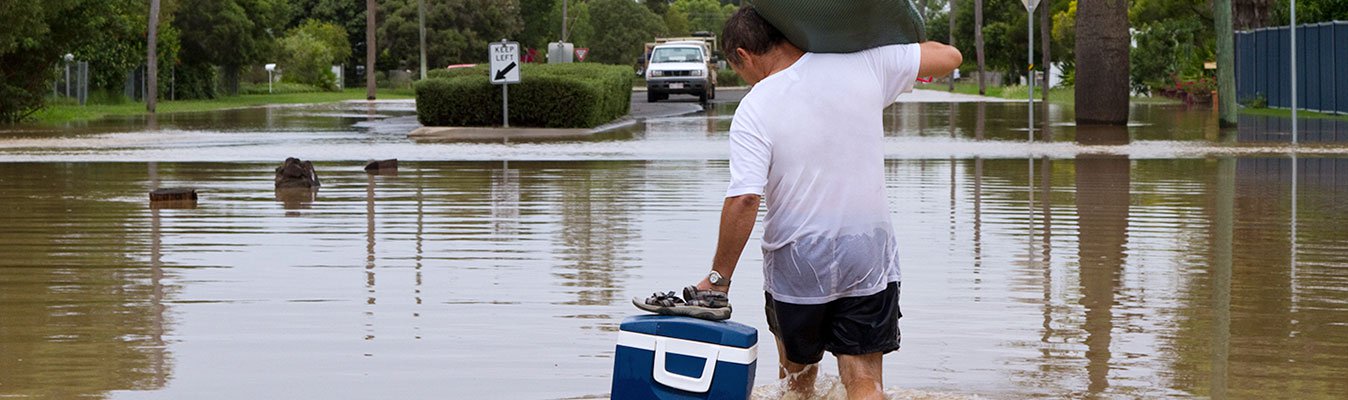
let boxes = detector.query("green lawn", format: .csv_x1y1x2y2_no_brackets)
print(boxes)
944,82,1176,105
32,88,414,124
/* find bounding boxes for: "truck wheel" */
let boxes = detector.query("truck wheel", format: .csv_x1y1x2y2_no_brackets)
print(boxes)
698,91,708,104
647,91,660,103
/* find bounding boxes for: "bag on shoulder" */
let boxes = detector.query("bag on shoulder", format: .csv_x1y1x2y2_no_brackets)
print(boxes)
747,0,927,53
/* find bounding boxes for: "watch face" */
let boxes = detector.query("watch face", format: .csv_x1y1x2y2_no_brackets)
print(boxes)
709,271,724,284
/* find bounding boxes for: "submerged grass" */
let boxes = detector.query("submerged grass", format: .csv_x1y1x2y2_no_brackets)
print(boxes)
1239,107,1348,121
31,88,414,124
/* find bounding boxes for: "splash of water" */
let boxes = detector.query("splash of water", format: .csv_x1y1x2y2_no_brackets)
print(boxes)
751,374,980,400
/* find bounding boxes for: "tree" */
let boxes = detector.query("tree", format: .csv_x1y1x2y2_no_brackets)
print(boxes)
670,0,735,35
519,0,557,49
544,0,593,46
280,21,350,90
281,0,368,86
175,0,287,96
589,0,666,65
379,0,523,68
1,1,158,121
1074,0,1130,125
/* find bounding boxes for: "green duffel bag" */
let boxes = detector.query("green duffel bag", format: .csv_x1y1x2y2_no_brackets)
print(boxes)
746,0,927,53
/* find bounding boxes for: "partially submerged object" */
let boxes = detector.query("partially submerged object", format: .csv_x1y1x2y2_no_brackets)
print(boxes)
274,157,320,189
747,0,926,53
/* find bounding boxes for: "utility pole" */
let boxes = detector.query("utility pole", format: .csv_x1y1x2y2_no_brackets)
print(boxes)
562,0,569,42
974,0,986,94
949,0,956,92
419,0,427,80
366,0,378,100
1290,0,1297,145
147,0,161,113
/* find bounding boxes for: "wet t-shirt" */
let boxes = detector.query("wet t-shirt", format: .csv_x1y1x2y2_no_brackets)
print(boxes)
726,44,920,305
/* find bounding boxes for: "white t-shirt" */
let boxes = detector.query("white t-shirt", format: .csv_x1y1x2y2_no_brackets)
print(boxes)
726,44,921,305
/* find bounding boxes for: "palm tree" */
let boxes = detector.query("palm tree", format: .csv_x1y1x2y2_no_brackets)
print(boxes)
1073,0,1129,125
366,0,378,100
147,0,161,113
974,0,986,95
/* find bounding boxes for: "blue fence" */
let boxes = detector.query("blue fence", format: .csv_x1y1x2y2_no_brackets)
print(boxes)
1236,21,1348,114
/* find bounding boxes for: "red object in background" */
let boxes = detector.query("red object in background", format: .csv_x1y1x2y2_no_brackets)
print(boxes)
524,48,539,63
575,48,590,62
916,76,934,83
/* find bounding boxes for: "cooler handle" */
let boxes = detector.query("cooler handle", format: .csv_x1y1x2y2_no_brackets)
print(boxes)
652,336,720,393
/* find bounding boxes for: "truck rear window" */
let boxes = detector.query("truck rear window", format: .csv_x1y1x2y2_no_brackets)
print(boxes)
651,48,703,63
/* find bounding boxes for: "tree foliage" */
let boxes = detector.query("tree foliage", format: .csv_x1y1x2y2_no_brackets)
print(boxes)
0,0,145,121
175,0,288,94
588,0,667,65
378,0,523,69
279,20,348,90
669,0,736,35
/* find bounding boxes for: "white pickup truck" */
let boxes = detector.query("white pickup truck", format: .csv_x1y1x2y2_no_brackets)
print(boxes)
644,41,717,103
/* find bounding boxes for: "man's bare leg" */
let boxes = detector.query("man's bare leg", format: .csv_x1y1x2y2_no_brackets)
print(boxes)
776,338,818,397
837,352,885,400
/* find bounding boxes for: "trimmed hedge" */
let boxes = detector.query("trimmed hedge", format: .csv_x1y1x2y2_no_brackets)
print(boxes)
416,63,633,129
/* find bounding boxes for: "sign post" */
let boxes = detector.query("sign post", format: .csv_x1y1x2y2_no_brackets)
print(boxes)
489,40,522,127
1021,0,1041,142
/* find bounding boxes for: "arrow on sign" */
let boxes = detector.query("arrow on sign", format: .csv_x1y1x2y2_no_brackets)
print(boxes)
495,62,517,80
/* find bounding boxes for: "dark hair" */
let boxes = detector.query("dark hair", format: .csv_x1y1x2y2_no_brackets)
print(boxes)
721,6,787,66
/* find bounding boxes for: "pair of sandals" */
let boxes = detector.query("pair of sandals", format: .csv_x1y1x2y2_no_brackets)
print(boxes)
633,285,732,321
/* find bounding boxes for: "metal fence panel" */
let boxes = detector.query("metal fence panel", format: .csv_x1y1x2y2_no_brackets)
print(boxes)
1305,25,1320,111
1338,22,1348,113
1319,24,1336,113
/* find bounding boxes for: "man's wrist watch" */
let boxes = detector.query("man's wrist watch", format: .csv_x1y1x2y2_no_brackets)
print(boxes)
708,271,731,287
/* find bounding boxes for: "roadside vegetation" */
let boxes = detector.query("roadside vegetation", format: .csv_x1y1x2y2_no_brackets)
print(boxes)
32,88,413,124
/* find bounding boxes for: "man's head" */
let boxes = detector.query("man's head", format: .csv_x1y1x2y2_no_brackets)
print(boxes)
721,6,798,85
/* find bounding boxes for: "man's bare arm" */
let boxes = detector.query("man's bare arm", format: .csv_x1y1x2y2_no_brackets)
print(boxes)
918,41,963,78
697,194,761,292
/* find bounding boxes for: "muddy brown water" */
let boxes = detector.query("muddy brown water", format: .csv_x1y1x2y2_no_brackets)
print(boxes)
1,94,1347,399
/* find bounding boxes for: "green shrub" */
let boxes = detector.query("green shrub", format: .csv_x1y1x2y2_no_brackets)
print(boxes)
415,63,633,129
717,68,744,87
239,82,326,95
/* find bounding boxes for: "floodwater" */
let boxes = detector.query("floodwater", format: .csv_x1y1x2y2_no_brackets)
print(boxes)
1,91,1347,399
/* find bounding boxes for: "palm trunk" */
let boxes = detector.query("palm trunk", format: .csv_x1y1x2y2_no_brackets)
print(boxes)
974,0,986,94
1215,0,1238,127
366,0,378,100
1073,0,1129,125
147,0,161,113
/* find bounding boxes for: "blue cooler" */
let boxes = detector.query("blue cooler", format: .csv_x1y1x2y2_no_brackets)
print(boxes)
611,315,758,400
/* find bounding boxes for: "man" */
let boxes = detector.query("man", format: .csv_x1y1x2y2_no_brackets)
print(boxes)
690,6,961,400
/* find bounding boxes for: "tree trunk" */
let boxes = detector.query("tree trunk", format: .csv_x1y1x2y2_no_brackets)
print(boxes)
1040,0,1050,103
1215,0,1237,127
1074,0,1129,125
974,0,986,94
366,0,378,100
147,0,161,113
949,0,957,91
1233,0,1273,30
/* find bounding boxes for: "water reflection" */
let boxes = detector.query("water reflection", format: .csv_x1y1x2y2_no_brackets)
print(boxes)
1,159,1347,399
1074,154,1131,393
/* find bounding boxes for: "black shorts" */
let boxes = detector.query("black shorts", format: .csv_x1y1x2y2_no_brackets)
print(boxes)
764,282,901,365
